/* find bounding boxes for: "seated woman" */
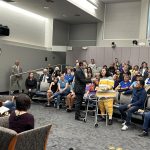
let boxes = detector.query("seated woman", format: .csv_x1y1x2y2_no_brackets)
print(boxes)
9,94,34,133
115,74,131,94
55,74,70,109
25,72,37,98
45,77,58,107
66,81,76,112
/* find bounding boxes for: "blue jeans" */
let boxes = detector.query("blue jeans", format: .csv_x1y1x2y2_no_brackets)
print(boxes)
119,104,139,125
3,101,15,111
56,91,70,106
143,112,150,132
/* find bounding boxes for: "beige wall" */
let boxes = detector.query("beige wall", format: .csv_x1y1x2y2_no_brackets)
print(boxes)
66,46,150,67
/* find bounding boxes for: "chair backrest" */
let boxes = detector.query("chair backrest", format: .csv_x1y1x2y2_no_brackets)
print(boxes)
15,124,52,150
120,94,132,104
146,95,150,109
0,126,17,150
0,116,9,128
40,82,50,92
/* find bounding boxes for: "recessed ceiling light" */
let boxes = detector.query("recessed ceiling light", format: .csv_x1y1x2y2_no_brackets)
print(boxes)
44,6,49,9
74,14,80,17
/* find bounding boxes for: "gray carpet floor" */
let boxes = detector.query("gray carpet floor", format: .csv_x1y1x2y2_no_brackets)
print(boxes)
30,103,150,150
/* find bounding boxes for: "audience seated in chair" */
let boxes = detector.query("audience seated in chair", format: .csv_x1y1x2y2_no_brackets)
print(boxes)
118,79,147,131
0,116,52,150
55,74,70,109
0,96,16,115
64,68,74,84
87,67,93,78
66,81,76,112
116,74,132,95
88,59,96,71
52,66,61,79
45,77,58,107
39,68,52,84
140,61,148,81
139,111,150,137
9,94,34,133
25,72,37,98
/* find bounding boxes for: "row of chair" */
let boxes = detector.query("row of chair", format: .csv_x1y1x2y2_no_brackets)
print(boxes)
0,116,52,150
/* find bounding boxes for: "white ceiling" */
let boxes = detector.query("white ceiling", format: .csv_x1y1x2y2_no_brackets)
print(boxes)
101,0,140,3
5,0,100,24
3,0,140,24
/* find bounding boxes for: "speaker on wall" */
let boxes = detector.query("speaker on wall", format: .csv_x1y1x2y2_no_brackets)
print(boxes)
0,25,10,36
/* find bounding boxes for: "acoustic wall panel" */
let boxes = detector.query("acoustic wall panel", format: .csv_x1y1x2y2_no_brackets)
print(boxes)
112,48,122,63
121,48,131,63
139,47,149,65
130,47,140,66
95,47,105,66
104,48,113,66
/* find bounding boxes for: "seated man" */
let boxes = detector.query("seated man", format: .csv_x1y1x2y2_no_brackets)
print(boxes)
39,69,52,84
119,79,147,131
139,111,150,137
55,74,70,109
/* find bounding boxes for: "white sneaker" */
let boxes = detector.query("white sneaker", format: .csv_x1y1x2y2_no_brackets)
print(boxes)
122,121,126,126
121,125,128,131
57,105,60,110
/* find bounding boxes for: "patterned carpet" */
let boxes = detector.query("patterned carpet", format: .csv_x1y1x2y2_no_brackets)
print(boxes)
30,103,150,150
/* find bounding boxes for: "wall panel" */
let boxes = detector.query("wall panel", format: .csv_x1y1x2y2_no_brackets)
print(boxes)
139,47,149,64
121,48,131,63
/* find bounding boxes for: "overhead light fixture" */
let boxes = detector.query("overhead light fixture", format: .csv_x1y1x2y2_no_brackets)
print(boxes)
87,0,98,8
67,0,98,11
44,6,49,9
0,1,48,21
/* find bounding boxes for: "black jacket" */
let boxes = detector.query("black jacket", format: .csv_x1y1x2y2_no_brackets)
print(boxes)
25,78,37,90
74,68,91,94
39,74,52,83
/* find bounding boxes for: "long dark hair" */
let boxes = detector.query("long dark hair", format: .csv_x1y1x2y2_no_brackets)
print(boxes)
100,68,110,78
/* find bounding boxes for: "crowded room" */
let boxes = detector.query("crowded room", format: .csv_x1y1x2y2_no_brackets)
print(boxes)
0,0,150,150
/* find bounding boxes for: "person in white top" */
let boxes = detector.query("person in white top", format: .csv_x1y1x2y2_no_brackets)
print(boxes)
88,59,96,70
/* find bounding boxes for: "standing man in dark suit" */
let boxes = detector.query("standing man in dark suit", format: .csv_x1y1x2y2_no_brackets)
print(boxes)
74,62,92,121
